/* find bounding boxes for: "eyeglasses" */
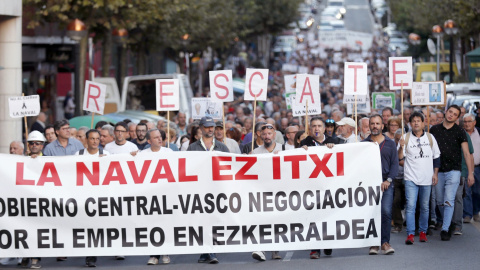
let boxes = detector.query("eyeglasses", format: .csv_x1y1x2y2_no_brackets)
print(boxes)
28,141,44,146
114,130,127,133
325,119,335,124
261,124,275,130
417,138,423,158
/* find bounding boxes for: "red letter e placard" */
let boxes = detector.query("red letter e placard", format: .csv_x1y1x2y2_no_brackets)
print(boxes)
244,68,268,101
83,80,107,114
156,79,179,111
209,70,233,102
389,57,412,90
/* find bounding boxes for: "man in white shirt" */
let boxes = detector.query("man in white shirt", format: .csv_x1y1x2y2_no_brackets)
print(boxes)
214,121,241,154
398,111,440,244
104,122,139,155
337,117,357,143
75,129,110,156
142,129,173,154
284,125,299,150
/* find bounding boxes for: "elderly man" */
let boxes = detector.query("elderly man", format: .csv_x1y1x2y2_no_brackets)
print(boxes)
9,141,24,155
337,117,357,143
214,121,241,154
436,111,444,124
128,122,137,141
284,125,299,150
177,112,188,136
100,124,115,148
462,113,480,223
357,117,371,141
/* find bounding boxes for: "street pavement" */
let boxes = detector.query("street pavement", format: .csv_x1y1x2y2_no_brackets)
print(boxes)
344,0,375,33
1,221,480,269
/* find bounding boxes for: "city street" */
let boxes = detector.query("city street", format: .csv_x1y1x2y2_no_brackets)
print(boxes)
344,0,375,33
1,222,479,269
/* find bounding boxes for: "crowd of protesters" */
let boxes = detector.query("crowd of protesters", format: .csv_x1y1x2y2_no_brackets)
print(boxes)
3,34,480,268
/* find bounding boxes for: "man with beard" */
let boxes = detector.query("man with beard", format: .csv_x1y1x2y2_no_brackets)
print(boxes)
131,123,149,150
250,124,282,262
357,117,371,141
363,114,398,255
300,117,343,259
187,116,228,264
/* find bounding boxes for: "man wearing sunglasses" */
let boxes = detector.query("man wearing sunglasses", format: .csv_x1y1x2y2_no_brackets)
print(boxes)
27,131,46,158
398,111,440,245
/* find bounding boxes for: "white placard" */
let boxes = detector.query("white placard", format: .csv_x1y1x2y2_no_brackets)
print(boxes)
83,80,107,115
284,75,297,94
411,81,445,106
291,94,322,117
282,64,298,73
343,95,367,104
389,57,413,90
313,67,325,76
329,64,339,72
191,98,223,120
244,69,268,101
8,95,40,118
298,66,309,74
295,74,320,107
344,62,368,95
209,70,233,102
156,79,179,111
347,96,371,115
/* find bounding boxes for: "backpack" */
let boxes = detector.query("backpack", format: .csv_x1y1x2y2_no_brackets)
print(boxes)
79,148,103,155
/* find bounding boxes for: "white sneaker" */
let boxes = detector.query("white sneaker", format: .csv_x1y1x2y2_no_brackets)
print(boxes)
30,259,41,269
161,255,170,264
147,257,159,265
252,251,266,261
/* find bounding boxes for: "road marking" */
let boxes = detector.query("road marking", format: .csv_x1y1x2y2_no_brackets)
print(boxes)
283,251,294,261
472,220,480,232
346,5,370,9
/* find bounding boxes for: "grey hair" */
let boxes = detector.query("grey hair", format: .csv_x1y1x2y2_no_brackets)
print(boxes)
127,122,137,128
11,141,24,150
101,124,114,137
463,113,475,121
78,126,89,133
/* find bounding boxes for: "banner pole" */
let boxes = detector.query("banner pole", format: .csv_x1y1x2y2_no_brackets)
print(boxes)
223,104,226,143
305,99,309,136
251,97,257,153
22,93,29,155
427,105,430,132
91,112,95,129
401,80,404,137
167,111,170,149
355,95,358,142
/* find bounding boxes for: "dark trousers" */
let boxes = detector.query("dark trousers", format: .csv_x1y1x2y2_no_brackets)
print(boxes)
392,178,405,227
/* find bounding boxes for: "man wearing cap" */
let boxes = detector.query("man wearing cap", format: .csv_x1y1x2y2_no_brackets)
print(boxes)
187,117,228,264
214,121,241,154
337,117,357,144
242,122,267,154
27,131,46,158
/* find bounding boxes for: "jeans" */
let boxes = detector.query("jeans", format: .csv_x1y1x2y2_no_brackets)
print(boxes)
435,170,461,232
392,178,405,227
381,181,394,244
404,180,431,235
453,177,465,229
463,167,480,218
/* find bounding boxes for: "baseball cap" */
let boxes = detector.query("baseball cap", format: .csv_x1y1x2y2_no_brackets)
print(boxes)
215,121,223,128
200,116,215,127
336,117,356,128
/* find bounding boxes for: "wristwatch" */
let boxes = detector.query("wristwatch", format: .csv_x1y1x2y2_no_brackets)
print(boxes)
386,178,393,183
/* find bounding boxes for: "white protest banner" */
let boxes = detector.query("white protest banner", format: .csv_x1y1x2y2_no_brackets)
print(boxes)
156,79,179,111
411,81,446,106
82,80,107,114
284,75,297,94
244,69,268,101
191,98,223,120
298,66,309,74
8,95,40,118
0,143,382,257
282,64,298,73
344,62,368,95
389,57,413,90
295,74,320,106
329,64,339,72
209,70,233,102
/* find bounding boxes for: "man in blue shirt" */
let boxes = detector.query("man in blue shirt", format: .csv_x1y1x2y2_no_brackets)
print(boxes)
363,114,399,255
43,119,84,156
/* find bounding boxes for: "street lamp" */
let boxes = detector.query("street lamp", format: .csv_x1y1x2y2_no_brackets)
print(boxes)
432,25,443,81
66,19,88,117
408,33,421,61
444,19,458,83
